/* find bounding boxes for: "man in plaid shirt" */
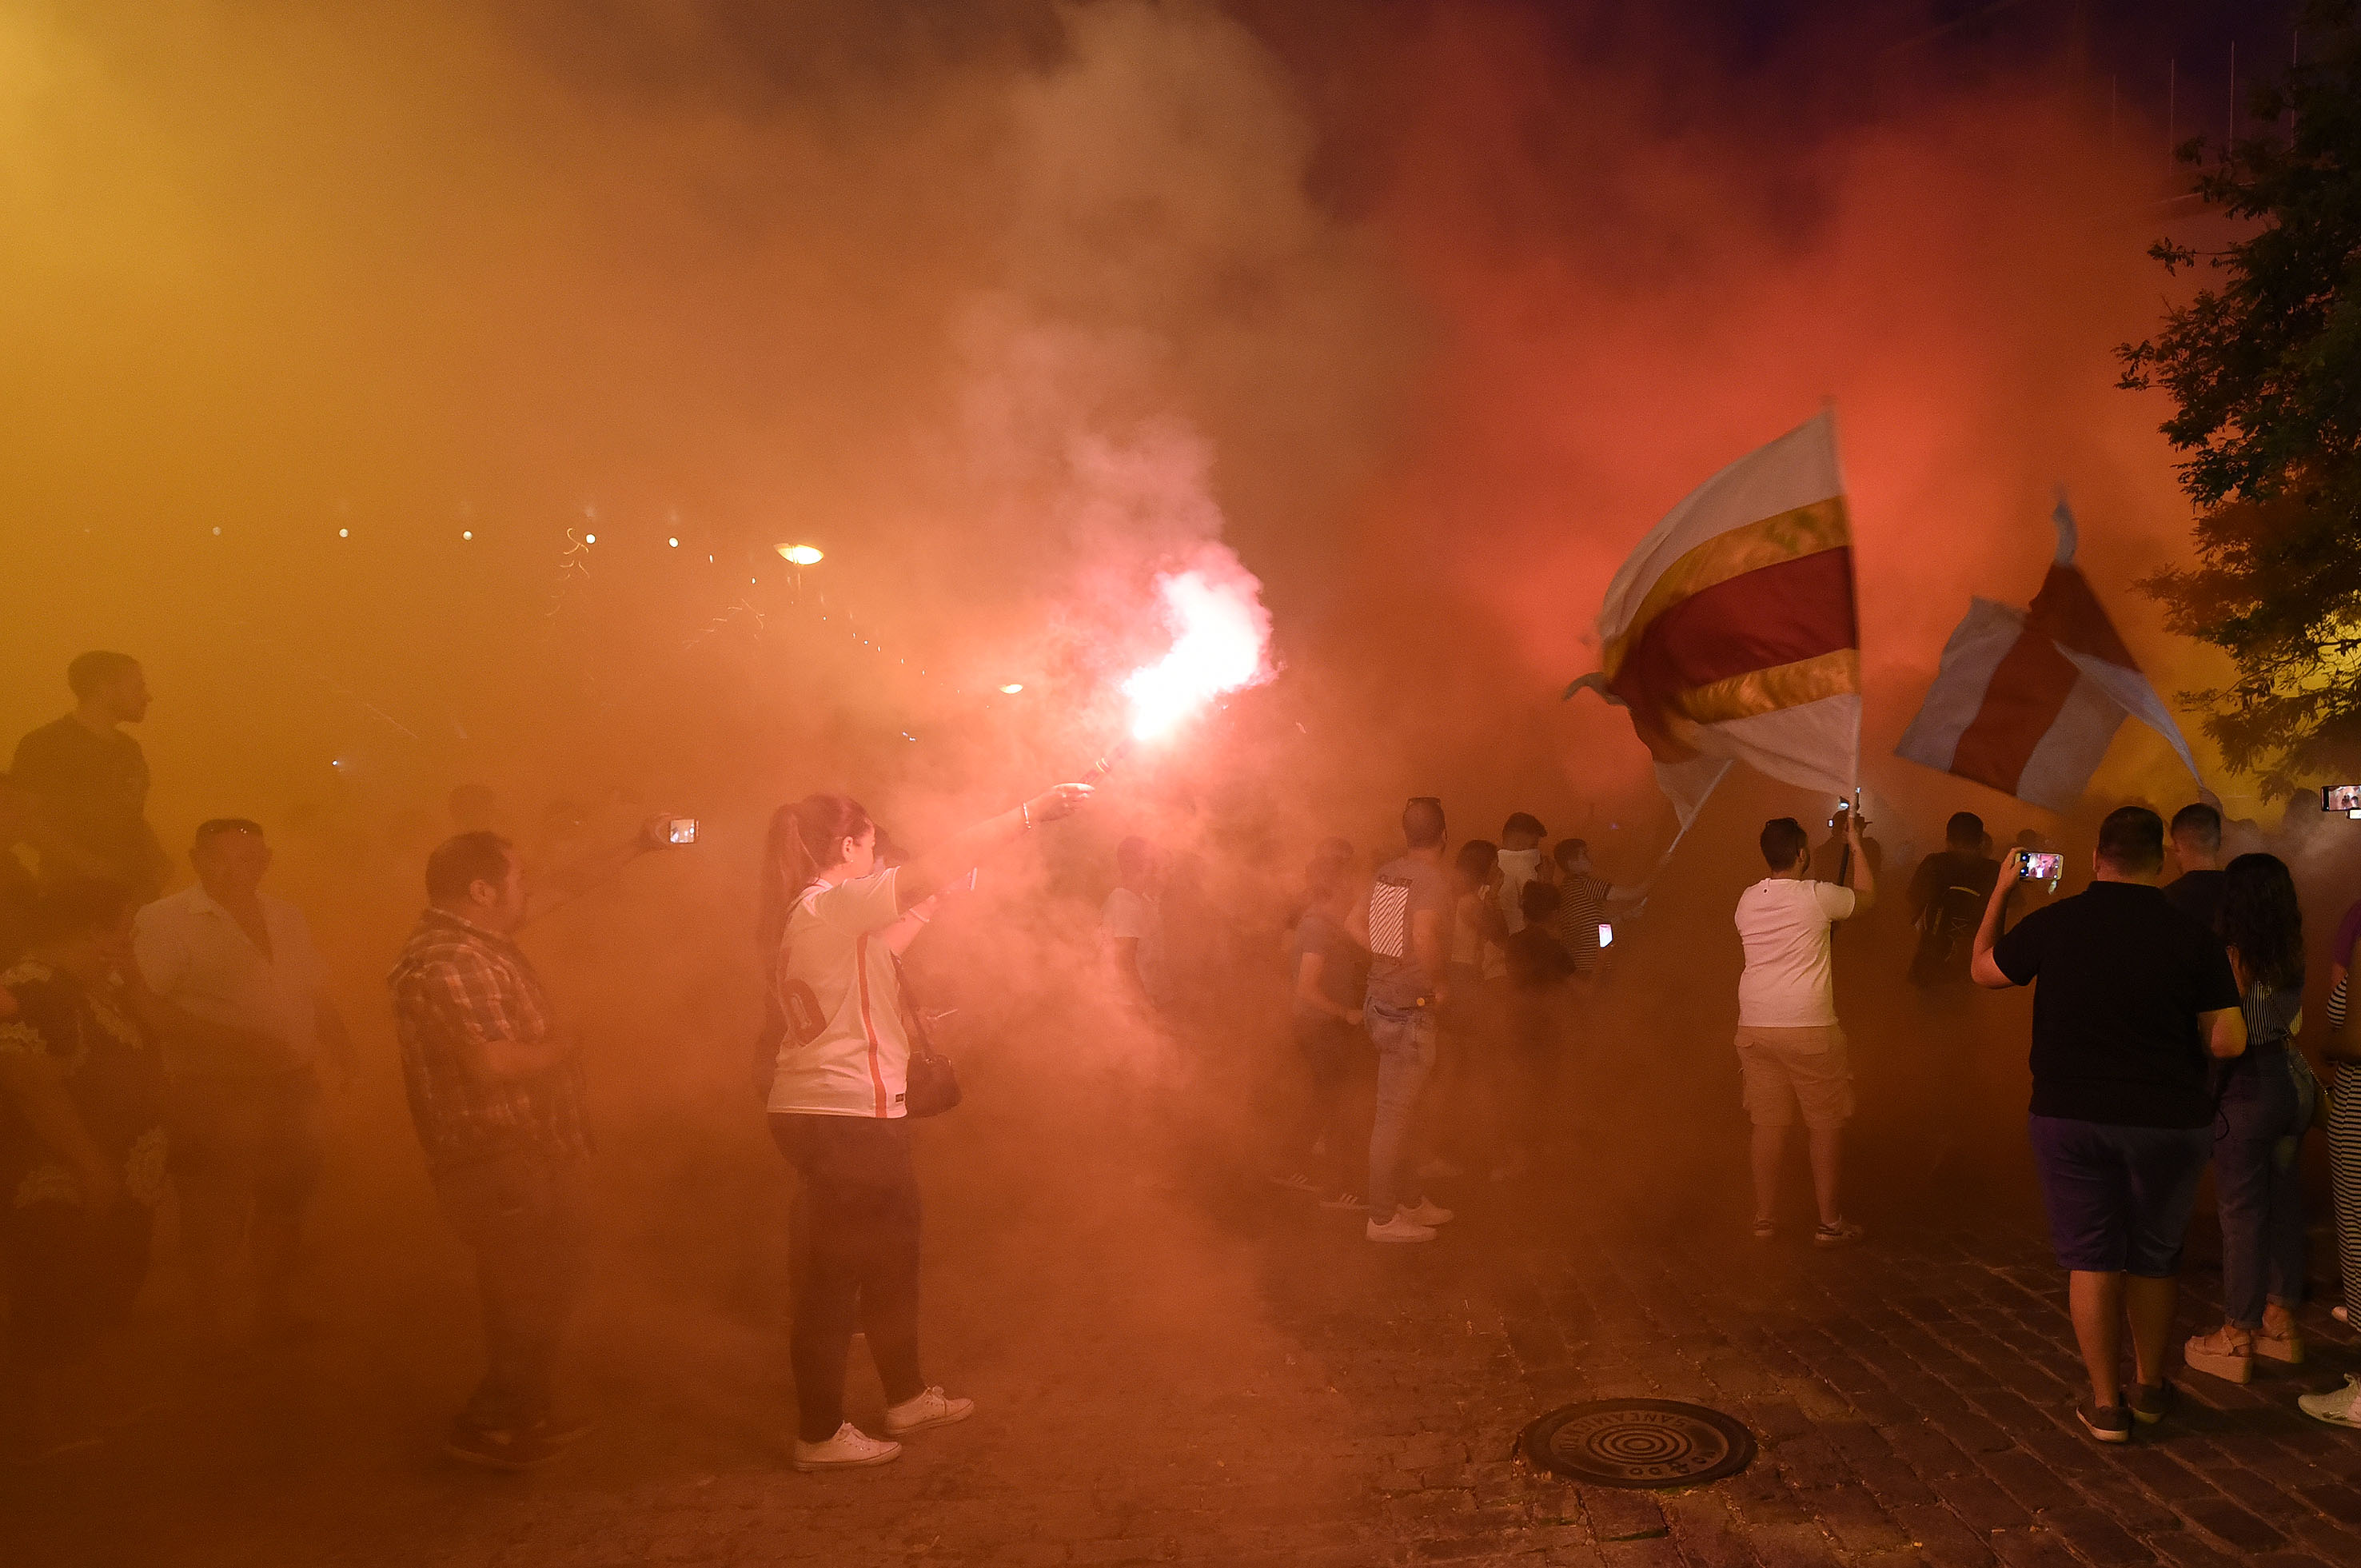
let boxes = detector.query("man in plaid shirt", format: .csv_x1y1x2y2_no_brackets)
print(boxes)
389,830,592,1471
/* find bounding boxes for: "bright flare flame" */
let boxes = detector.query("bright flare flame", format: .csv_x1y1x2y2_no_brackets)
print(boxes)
999,684,1025,694
1120,566,1270,743
777,543,824,565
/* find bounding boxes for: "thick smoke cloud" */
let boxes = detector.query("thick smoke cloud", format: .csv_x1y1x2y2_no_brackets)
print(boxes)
2,5,2311,1544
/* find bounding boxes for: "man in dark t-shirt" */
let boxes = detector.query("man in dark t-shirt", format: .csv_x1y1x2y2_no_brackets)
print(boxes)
1905,812,2001,988
10,652,166,900
1972,805,2245,1444
2161,801,2226,935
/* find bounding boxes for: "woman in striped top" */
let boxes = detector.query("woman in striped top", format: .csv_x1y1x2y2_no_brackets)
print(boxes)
2299,896,2361,1426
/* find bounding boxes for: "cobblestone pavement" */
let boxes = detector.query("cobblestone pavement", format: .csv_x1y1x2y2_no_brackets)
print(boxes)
10,1029,2361,1568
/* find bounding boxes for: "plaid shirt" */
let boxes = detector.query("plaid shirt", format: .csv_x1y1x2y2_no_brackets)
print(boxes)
387,908,590,1171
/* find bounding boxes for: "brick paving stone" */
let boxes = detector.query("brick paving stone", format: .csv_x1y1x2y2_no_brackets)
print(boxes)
1885,1502,1999,1568
2177,1492,2291,1552
1985,1526,2084,1568
1659,1491,1760,1568
1576,1487,1669,1542
2033,1504,2153,1564
1922,1470,2035,1533
1741,1522,1845,1567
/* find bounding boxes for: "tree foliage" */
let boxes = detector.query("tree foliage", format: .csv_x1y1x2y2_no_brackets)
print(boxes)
2119,0,2361,798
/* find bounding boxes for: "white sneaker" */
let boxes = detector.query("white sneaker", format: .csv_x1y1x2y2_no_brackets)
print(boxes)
883,1386,975,1436
2300,1376,2361,1428
1402,1199,1454,1227
1366,1212,1438,1243
1318,1190,1366,1211
792,1422,901,1471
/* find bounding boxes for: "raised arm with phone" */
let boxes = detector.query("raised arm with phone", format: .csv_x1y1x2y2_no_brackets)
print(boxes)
755,780,1091,1474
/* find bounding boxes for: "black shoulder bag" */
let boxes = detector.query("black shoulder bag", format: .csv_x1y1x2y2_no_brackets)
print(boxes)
893,959,963,1119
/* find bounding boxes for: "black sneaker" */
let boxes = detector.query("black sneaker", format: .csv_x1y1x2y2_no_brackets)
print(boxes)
2128,1381,2175,1426
444,1422,563,1471
2076,1402,2133,1444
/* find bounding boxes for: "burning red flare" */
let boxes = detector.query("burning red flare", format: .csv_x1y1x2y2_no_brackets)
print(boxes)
1120,562,1271,743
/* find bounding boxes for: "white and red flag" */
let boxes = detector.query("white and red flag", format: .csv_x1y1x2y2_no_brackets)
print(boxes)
1568,409,1863,832
1894,499,2198,811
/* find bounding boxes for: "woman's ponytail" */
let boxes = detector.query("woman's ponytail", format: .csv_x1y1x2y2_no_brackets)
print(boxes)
756,794,875,961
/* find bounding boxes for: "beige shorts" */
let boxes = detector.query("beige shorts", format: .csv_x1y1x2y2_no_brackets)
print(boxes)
1735,1024,1854,1131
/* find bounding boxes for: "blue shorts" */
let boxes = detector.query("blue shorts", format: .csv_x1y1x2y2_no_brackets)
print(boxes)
2027,1114,2212,1277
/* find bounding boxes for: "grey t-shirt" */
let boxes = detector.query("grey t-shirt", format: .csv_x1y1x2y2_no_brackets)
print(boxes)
1362,853,1453,1009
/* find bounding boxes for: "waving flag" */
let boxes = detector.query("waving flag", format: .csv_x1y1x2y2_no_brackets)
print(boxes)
1567,409,1862,830
1895,498,2198,811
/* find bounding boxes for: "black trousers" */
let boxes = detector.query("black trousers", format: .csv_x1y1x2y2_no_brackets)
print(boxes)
432,1150,591,1434
771,1113,925,1442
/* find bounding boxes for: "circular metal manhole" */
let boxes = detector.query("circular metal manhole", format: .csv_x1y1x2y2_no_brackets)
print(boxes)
1519,1399,1757,1490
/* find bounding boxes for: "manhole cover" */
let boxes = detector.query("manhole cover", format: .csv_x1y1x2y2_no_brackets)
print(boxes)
1519,1399,1757,1489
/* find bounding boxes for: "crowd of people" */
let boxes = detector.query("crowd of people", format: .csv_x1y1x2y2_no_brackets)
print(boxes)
1228,788,2361,1447
9,643,2361,1478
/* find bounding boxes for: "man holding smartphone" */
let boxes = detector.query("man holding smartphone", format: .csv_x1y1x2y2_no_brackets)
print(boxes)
388,815,688,1470
1971,806,2246,1445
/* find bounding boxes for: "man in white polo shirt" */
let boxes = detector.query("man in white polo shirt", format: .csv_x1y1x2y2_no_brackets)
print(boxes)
134,818,353,1337
1734,812,1874,1247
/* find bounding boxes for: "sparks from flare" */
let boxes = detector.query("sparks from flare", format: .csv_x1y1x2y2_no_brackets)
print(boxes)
1119,565,1270,744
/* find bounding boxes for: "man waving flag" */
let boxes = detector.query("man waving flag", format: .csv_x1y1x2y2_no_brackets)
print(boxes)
1567,409,1863,832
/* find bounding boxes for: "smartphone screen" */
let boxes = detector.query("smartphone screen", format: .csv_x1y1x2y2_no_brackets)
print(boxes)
1597,922,1614,950
2326,785,2361,813
667,818,697,845
2016,850,2063,881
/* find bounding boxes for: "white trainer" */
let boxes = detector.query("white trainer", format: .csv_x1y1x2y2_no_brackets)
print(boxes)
792,1422,901,1471
1366,1211,1438,1243
2300,1376,2361,1428
883,1386,976,1436
1402,1199,1454,1227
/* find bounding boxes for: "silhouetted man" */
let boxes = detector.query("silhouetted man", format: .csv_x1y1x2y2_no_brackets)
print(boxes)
1906,812,2001,990
11,652,166,900
1972,805,2246,1444
2163,802,2226,933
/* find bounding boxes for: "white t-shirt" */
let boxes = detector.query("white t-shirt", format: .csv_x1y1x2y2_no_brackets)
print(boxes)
1497,848,1544,933
768,868,913,1119
1734,877,1856,1027
133,885,327,1075
1100,887,1167,1005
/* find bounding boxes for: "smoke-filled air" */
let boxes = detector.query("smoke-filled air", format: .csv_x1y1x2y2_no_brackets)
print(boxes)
9,0,2361,1562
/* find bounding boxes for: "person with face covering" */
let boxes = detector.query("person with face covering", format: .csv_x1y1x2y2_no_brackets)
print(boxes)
758,782,1092,1472
133,820,353,1340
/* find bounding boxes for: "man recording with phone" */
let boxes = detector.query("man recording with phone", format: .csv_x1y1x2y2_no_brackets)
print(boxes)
387,813,690,1470
1970,806,2246,1444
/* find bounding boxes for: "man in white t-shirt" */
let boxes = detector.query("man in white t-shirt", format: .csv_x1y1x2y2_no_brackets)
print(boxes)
1100,836,1167,1011
1733,812,1875,1246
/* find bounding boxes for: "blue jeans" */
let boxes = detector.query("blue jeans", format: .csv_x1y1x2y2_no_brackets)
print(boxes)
1366,1001,1436,1218
2215,1050,2307,1327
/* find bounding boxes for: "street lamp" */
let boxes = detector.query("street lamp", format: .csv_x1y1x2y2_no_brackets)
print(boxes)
776,544,824,565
